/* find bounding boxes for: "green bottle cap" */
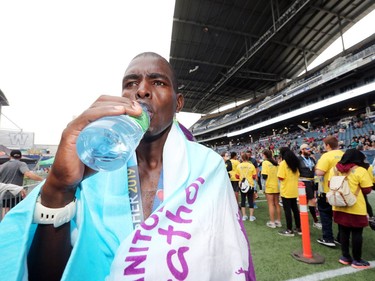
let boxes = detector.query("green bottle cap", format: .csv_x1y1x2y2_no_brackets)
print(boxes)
130,108,150,132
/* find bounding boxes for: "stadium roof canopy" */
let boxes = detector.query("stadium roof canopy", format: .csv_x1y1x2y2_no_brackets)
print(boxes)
0,89,9,106
169,0,375,114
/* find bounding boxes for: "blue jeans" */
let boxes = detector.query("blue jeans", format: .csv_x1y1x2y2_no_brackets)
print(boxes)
317,194,334,241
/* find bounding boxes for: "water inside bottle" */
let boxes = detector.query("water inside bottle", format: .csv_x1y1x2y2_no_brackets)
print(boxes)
76,105,149,171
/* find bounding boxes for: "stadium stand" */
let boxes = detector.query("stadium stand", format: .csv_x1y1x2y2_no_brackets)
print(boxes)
190,34,375,148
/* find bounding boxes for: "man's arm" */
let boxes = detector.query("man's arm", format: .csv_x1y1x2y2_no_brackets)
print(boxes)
24,171,44,181
27,95,143,280
315,169,325,176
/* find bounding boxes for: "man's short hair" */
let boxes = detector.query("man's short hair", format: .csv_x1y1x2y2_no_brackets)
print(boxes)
10,149,22,159
132,52,178,93
323,136,339,149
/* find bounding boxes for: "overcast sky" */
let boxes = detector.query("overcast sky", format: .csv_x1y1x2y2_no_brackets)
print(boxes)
0,1,374,145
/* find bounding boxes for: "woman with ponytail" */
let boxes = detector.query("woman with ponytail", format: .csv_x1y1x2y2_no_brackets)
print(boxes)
277,147,301,236
261,149,281,228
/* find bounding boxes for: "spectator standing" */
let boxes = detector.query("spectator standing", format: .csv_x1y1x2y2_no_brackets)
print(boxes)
297,143,321,229
0,150,43,186
245,150,260,208
0,150,43,213
356,145,375,219
221,151,232,178
245,150,261,189
261,149,281,228
329,149,373,269
315,136,344,247
229,151,241,204
237,153,257,221
277,147,301,236
365,163,375,219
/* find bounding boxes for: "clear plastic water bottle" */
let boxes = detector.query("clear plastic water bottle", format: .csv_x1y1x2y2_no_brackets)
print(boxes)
76,104,150,171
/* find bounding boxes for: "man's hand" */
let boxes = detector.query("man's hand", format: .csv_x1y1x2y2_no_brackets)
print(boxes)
41,95,143,208
20,189,27,199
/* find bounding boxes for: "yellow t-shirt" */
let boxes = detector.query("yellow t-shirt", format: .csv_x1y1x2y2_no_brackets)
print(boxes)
229,159,240,182
236,162,256,187
315,150,344,193
328,166,373,215
368,165,375,184
277,160,299,198
261,160,279,193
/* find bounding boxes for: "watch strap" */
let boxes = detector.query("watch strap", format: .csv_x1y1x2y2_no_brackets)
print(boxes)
33,195,76,228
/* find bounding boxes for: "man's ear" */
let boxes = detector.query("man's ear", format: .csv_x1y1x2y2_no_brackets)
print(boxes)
176,93,184,113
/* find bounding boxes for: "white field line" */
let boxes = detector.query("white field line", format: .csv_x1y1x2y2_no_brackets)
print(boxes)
286,261,375,281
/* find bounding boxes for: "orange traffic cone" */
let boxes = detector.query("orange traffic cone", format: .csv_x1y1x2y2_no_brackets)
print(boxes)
291,181,324,264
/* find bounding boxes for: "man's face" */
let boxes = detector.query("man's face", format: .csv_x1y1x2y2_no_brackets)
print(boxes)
122,54,184,139
302,147,311,156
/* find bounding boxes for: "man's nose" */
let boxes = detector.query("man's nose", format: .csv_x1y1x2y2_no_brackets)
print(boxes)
136,81,151,98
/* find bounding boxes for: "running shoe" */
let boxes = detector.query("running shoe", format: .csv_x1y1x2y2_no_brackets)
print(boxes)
294,228,302,235
266,221,276,228
278,229,295,237
313,222,322,229
249,216,256,221
274,220,282,228
339,256,353,265
242,215,248,221
317,238,335,247
351,259,370,269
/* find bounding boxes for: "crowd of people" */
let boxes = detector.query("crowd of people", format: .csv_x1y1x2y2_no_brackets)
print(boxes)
222,135,375,270
217,120,375,162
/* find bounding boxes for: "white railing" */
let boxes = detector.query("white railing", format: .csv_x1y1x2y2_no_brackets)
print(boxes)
0,183,38,221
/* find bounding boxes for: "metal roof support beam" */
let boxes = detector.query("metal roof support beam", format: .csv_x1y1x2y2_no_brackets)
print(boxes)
338,14,345,52
311,6,354,22
173,18,315,57
303,50,308,74
192,0,312,112
236,71,282,82
170,56,228,68
173,18,259,40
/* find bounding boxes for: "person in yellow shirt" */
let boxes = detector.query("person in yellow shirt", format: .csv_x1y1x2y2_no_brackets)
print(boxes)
261,149,281,228
237,153,257,221
228,152,240,204
328,149,373,269
315,136,344,247
364,162,375,219
277,147,301,236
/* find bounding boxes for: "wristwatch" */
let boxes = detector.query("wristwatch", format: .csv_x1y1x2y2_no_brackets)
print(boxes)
33,195,77,228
